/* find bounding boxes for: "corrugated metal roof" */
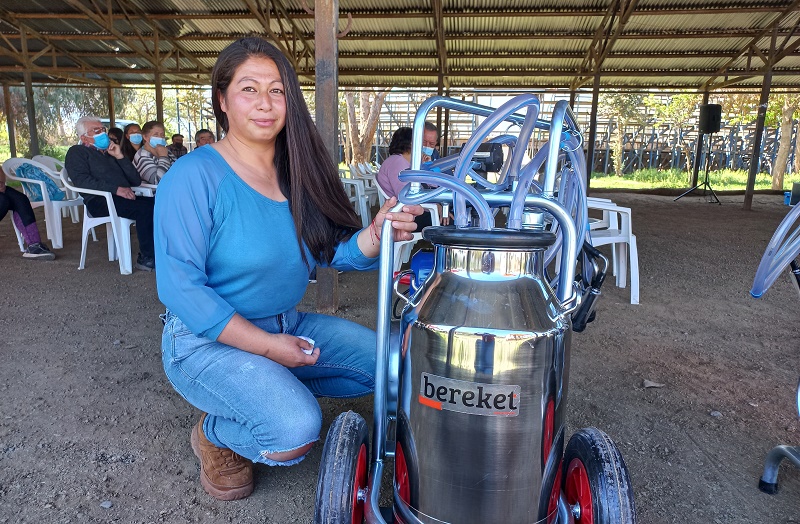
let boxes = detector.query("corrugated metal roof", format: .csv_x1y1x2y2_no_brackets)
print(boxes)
0,0,798,90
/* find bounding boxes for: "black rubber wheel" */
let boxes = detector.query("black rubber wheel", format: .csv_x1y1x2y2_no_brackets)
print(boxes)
562,427,636,524
314,411,370,524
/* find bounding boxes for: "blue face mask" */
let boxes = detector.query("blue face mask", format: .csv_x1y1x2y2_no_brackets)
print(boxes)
92,132,110,150
129,133,143,145
421,146,435,157
149,136,167,148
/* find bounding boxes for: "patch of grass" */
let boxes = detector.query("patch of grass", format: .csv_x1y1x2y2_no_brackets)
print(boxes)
590,168,800,191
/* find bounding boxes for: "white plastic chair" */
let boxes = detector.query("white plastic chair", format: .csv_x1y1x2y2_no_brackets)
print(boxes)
349,163,379,206
2,158,83,249
31,155,65,173
60,168,136,275
32,155,80,221
340,177,372,228
132,183,158,197
8,215,25,252
587,199,640,305
374,182,441,273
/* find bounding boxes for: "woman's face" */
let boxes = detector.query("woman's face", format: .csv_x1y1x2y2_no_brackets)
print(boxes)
219,56,286,147
126,125,141,138
144,126,165,140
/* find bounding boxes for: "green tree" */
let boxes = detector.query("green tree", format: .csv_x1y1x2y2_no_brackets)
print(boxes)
767,93,800,188
598,92,647,176
344,89,389,164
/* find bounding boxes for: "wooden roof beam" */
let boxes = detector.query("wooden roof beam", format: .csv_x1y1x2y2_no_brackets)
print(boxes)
570,0,639,91
431,0,448,89
0,8,121,86
240,0,298,67
124,0,210,73
703,0,800,90
61,0,158,67
7,5,793,20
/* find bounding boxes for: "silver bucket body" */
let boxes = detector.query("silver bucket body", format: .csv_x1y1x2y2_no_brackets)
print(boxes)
396,227,571,524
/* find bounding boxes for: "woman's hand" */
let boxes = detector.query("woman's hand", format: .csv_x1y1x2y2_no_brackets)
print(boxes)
375,196,424,242
263,333,319,368
154,144,170,158
217,314,319,367
357,196,424,258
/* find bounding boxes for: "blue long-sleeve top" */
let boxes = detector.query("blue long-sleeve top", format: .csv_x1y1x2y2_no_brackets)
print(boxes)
154,146,378,340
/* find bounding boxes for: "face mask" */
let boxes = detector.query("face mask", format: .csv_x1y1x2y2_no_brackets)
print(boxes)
149,137,167,148
421,146,435,156
129,133,143,145
92,132,110,150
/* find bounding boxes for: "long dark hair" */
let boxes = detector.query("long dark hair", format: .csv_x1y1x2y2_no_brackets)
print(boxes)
121,123,141,161
212,37,361,265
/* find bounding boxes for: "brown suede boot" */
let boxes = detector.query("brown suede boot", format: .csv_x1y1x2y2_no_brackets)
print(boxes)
190,414,254,500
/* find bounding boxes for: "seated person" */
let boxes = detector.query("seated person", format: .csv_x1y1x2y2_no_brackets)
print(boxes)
133,120,175,184
121,123,143,161
168,134,188,159
0,170,55,260
376,125,447,230
376,127,413,199
64,115,156,271
423,121,440,161
108,127,124,146
194,129,216,149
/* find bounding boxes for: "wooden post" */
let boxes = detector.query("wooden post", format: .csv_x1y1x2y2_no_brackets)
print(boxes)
443,90,451,154
585,74,601,185
3,83,17,158
155,72,164,123
107,85,116,128
314,0,340,314
20,27,39,157
22,72,39,157
743,70,773,211
691,91,710,187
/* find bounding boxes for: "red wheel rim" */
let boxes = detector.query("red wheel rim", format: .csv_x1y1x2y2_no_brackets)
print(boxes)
543,398,555,466
395,443,411,505
546,460,563,524
352,444,368,524
565,458,594,524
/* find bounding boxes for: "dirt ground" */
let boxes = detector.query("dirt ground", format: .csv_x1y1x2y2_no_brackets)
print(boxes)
1,191,799,524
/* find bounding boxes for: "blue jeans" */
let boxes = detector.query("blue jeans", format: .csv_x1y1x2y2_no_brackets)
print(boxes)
161,308,376,466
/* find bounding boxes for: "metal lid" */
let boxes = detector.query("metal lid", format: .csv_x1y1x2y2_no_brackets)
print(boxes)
422,226,556,248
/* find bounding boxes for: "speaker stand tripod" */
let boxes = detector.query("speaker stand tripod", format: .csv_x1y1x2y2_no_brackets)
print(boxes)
674,133,721,205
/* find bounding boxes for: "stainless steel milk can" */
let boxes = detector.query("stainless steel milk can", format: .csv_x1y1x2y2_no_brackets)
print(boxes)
395,227,572,524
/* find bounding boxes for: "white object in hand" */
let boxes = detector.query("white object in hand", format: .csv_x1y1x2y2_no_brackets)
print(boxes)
297,336,315,355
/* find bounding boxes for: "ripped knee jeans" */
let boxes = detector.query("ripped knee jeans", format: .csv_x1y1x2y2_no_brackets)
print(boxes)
161,308,376,465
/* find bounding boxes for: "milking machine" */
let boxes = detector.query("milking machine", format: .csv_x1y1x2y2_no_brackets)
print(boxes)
314,95,636,523
751,203,800,495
